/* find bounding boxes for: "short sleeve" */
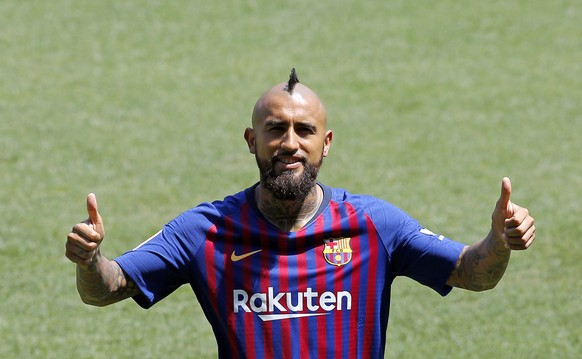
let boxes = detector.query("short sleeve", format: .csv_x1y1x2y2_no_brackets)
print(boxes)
115,228,188,308
362,196,465,296
391,219,465,296
114,205,215,308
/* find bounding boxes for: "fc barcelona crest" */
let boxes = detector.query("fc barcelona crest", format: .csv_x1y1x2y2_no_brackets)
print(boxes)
323,237,352,267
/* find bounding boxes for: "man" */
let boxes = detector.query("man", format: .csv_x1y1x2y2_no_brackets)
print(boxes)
65,69,535,358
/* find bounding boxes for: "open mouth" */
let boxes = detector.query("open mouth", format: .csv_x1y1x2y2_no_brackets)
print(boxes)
274,156,304,171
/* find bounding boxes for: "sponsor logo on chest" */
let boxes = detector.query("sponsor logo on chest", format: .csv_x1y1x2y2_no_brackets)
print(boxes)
233,287,352,322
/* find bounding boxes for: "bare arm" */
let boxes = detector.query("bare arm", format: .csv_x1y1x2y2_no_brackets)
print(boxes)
447,231,511,291
75,253,140,306
66,193,140,306
447,178,535,291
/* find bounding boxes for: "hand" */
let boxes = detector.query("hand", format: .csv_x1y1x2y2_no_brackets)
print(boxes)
491,177,536,250
65,193,106,267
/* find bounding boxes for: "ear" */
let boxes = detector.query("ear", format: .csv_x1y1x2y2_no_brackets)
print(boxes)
244,127,256,154
322,130,333,157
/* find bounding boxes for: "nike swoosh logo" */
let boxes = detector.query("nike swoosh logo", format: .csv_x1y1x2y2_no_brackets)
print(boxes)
230,249,262,262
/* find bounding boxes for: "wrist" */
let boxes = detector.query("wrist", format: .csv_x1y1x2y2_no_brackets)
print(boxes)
488,229,511,253
79,249,102,271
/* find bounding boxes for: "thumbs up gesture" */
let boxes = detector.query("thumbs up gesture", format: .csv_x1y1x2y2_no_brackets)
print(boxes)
491,178,536,250
65,193,106,268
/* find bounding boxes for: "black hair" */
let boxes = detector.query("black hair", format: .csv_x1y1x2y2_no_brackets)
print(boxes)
286,68,300,93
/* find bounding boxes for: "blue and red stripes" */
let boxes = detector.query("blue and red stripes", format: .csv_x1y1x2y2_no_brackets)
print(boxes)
200,198,387,358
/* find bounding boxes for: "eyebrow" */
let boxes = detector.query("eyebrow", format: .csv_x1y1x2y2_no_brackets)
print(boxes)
264,118,286,126
264,119,318,132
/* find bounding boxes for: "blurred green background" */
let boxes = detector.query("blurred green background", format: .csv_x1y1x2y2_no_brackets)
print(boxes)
1,0,580,357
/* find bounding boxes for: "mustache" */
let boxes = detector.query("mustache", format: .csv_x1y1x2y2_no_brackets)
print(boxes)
271,152,306,163
271,158,306,167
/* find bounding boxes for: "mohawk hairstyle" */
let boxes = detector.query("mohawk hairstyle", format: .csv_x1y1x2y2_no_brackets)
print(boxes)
286,68,300,93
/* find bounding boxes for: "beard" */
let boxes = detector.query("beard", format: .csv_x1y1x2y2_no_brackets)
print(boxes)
256,155,323,201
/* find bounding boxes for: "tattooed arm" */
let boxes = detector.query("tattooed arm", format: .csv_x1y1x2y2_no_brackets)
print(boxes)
75,253,140,306
447,178,535,291
447,231,511,291
66,193,140,306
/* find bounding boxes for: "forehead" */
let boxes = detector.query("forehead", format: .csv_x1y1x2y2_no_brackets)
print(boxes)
252,84,326,127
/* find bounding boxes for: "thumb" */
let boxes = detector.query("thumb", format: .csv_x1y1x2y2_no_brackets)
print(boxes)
496,177,515,219
86,193,104,229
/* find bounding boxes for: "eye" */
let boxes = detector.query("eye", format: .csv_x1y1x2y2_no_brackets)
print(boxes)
296,125,316,135
268,126,285,133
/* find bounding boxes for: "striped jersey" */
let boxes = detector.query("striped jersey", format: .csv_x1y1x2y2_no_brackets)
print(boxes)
115,183,465,358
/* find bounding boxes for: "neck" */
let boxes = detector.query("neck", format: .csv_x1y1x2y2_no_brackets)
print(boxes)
255,183,323,232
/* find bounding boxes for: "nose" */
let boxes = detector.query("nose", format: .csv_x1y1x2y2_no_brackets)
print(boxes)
280,128,299,152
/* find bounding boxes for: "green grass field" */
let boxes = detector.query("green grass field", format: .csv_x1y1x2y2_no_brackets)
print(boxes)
1,0,581,357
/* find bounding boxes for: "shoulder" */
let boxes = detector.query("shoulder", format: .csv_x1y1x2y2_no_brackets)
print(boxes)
168,187,252,232
326,185,408,219
323,185,421,242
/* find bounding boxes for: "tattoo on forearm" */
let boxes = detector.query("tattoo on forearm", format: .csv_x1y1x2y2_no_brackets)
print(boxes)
77,259,140,305
106,261,139,300
452,236,510,291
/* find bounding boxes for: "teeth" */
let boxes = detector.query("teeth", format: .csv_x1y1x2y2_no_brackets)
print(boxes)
278,158,295,164
274,155,304,165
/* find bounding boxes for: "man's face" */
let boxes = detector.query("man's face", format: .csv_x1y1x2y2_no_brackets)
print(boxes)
245,84,333,200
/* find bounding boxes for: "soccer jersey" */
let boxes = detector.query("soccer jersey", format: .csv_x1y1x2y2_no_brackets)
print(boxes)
115,183,465,358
